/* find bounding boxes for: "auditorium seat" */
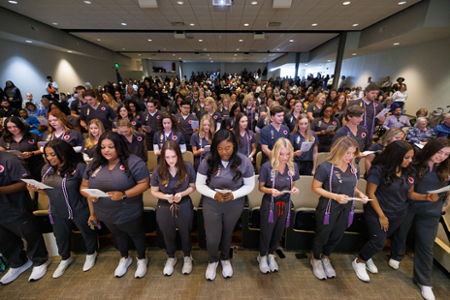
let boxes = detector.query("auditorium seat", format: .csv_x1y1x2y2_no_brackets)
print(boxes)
358,157,366,177
182,151,194,166
146,151,158,173
242,175,263,248
254,132,259,149
255,151,262,174
142,189,157,234
317,152,329,166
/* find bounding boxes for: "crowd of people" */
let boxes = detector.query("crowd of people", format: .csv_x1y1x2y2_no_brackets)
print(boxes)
0,71,449,300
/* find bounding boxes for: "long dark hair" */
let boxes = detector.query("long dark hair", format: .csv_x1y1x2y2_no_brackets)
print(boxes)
372,140,414,186
87,132,131,177
2,116,33,143
230,103,244,118
117,104,133,120
158,112,179,132
158,140,190,188
413,137,450,186
233,113,249,147
206,129,242,183
319,104,334,118
43,140,82,177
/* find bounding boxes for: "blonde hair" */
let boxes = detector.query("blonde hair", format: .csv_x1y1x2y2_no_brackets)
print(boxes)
102,92,118,108
379,128,405,147
117,119,137,136
85,119,105,149
270,138,296,177
291,113,314,142
197,92,206,111
199,114,215,144
313,93,326,105
218,95,230,112
326,136,359,171
242,94,254,107
205,97,217,112
263,102,280,126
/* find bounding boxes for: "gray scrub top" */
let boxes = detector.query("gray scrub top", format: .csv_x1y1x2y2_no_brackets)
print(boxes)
41,129,84,148
259,162,300,203
289,131,319,162
234,130,256,157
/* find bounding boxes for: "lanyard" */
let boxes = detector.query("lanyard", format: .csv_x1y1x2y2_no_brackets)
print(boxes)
247,106,254,131
268,165,293,228
42,167,73,224
361,101,376,138
245,132,251,157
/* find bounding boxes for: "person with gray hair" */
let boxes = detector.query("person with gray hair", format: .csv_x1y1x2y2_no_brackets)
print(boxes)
406,117,435,145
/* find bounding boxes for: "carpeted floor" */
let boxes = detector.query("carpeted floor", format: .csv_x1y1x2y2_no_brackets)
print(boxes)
0,248,449,300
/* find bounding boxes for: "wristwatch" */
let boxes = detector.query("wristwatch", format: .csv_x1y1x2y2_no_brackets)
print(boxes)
122,192,127,200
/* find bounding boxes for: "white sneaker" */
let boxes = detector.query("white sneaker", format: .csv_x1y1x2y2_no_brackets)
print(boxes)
163,257,177,276
221,260,233,278
268,254,278,272
205,261,219,281
28,258,51,281
135,257,148,279
365,258,378,274
257,255,270,274
352,258,370,282
388,258,400,270
0,259,32,285
418,284,435,300
321,258,336,278
83,252,97,272
114,257,132,278
182,256,193,275
310,258,327,280
53,257,74,279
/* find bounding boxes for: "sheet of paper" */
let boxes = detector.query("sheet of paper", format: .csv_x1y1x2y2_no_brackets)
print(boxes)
348,197,373,201
375,108,390,118
300,142,313,152
37,117,48,125
326,125,337,132
428,185,450,194
38,141,48,148
415,143,424,149
204,145,211,151
21,179,54,189
215,188,232,194
7,150,23,156
190,120,199,129
83,189,110,198
280,190,293,194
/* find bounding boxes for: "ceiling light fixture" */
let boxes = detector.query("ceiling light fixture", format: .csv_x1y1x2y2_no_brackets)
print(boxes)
305,64,308,65
327,60,331,62
312,23,318,26
121,23,127,26
343,1,350,5
97,39,101,41
353,23,358,27
199,39,203,42
393,42,400,45
8,1,18,4
207,54,210,56
138,54,141,56
84,1,91,4
251,1,258,5
244,23,249,26
234,54,237,56
179,57,182,59
148,39,152,42
25,40,32,43
277,48,280,51
190,23,195,26
398,1,406,5
239,39,243,42
352,53,357,55
122,48,125,50
173,54,175,56
289,39,294,42
68,51,72,53
52,22,58,25
177,1,184,5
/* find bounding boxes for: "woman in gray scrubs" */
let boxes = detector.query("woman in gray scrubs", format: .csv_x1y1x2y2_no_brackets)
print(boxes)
196,129,255,281
81,132,150,279
151,141,196,276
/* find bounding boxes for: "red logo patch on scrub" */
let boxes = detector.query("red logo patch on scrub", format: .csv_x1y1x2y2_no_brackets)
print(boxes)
332,121,336,125
283,130,288,135
189,120,192,124
0,165,4,173
101,106,106,111
137,136,142,142
408,177,414,184
157,115,160,119
213,115,218,120
374,103,378,107
173,135,177,141
114,107,117,110
136,115,140,119
28,139,34,144
361,132,367,138
119,165,125,171
132,121,136,125
64,135,70,140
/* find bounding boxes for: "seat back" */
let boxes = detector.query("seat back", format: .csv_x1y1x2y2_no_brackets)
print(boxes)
147,151,158,173
256,151,262,173
254,132,259,149
355,178,368,210
247,175,263,211
358,157,366,177
143,189,158,209
292,176,319,210
182,151,194,166
317,152,329,166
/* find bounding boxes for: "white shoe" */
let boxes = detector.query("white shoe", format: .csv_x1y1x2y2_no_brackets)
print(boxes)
388,258,400,270
114,257,132,278
205,261,219,281
267,254,278,272
0,259,32,285
83,252,97,272
182,256,193,275
53,257,74,279
257,255,270,274
221,260,233,278
310,258,327,280
352,258,370,282
163,257,177,276
365,258,378,274
321,258,336,278
29,258,51,281
135,257,148,279
418,284,435,300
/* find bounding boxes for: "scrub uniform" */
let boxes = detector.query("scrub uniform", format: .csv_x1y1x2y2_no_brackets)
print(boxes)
234,130,256,159
175,113,198,150
311,117,341,153
332,125,371,154
80,103,117,131
259,124,290,165
190,132,211,171
153,131,186,154
289,132,319,175
122,132,147,162
140,110,160,150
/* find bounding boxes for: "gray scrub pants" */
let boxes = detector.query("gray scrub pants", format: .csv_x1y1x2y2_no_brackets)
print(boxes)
52,208,98,260
0,213,48,268
390,200,443,286
259,198,289,256
203,197,245,262
156,200,194,258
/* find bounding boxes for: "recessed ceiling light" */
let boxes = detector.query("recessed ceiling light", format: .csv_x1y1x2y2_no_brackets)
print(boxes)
239,39,243,42
177,1,184,5
393,42,400,45
163,48,166,50
244,23,249,26
277,48,280,51
209,58,211,59
207,54,210,56
25,40,32,43
52,22,58,25
148,39,152,42
138,54,141,56
353,23,359,27
398,1,406,5
97,39,101,41
289,39,294,42
84,1,91,4
199,39,203,42
305,64,308,65
8,1,18,4
312,23,318,26
327,60,331,62
352,53,357,55
237,48,239,50
343,1,350,5
211,61,213,63
122,48,125,50
251,1,258,5
234,54,237,56
190,23,195,26
173,54,175,56
68,51,72,53
204,48,207,50
121,23,127,26
179,57,182,59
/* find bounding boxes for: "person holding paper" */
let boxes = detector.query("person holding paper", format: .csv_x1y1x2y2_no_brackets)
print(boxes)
79,89,116,132
311,104,341,152
389,138,450,300
258,138,299,273
140,100,160,150
81,132,150,279
153,112,186,156
82,119,105,161
0,116,46,181
310,136,368,280
117,119,148,163
175,100,198,152
233,113,257,163
191,114,214,170
289,113,319,175
196,130,255,281
307,93,326,122
150,141,196,276
27,140,98,278
353,141,414,283
202,97,222,132
225,103,243,130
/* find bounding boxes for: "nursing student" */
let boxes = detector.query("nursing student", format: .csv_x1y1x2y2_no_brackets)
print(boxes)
150,141,196,276
311,104,341,152
390,138,450,300
81,132,150,279
310,136,368,280
353,140,414,283
196,130,255,281
117,119,148,162
82,119,105,161
233,113,257,162
79,89,116,132
191,114,214,171
153,112,186,156
258,138,300,273
27,140,98,278
289,113,319,175
42,110,84,153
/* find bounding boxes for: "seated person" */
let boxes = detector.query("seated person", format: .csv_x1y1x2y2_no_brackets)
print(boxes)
433,113,450,138
406,117,434,145
382,106,410,130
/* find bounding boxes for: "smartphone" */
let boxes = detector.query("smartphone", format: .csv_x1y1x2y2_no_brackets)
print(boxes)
276,249,286,259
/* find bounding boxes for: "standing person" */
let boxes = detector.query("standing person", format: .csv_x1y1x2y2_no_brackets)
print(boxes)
353,140,414,283
233,113,257,162
258,138,300,273
0,117,45,181
81,132,150,278
117,119,147,163
153,113,186,156
259,106,290,165
191,114,214,171
392,84,408,114
175,101,198,152
289,113,319,175
285,100,303,132
113,104,140,132
0,151,50,284
226,103,243,130
42,110,84,153
80,89,116,132
70,86,87,121
45,76,59,100
202,97,222,131
82,119,105,161
196,130,255,281
307,93,326,122
242,94,258,132
150,141,196,276
4,80,23,110
102,93,120,111
310,136,368,280
140,100,161,151
311,105,341,153
389,138,450,300
27,140,98,278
